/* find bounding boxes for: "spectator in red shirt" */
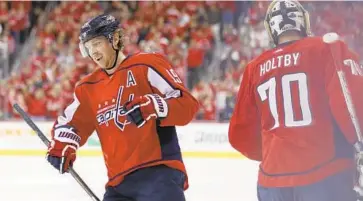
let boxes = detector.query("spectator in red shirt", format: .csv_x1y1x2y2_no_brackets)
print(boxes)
187,27,212,88
26,87,47,120
0,2,8,26
46,83,64,119
192,80,216,120
8,87,27,119
8,3,29,44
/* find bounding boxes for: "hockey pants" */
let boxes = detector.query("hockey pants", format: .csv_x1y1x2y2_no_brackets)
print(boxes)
257,169,356,201
103,165,186,201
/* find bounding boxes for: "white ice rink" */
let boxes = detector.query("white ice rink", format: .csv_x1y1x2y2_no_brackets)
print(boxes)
0,156,259,201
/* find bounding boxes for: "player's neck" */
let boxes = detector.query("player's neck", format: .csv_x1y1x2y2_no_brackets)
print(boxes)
105,52,126,74
278,32,303,45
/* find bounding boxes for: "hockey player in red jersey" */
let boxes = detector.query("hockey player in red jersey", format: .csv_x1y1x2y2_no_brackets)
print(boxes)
45,14,199,201
229,1,363,201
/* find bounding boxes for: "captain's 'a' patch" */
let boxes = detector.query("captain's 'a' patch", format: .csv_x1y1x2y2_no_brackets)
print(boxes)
126,70,137,87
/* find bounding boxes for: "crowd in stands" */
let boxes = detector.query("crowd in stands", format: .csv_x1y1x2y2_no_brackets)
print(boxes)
1,1,363,122
0,2,47,71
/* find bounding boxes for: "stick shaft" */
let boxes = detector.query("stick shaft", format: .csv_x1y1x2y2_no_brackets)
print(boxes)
13,104,101,201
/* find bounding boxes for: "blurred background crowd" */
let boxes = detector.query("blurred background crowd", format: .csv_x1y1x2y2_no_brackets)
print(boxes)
0,1,362,122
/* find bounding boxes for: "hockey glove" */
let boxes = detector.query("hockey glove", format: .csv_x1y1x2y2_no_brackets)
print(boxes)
124,94,168,128
46,125,80,174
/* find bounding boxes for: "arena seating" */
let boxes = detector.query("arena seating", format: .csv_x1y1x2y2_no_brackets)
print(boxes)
1,1,362,121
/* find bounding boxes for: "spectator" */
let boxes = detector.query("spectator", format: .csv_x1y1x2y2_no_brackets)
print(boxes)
46,82,63,119
8,2,30,44
0,2,8,28
187,37,205,90
27,87,47,120
4,1,363,122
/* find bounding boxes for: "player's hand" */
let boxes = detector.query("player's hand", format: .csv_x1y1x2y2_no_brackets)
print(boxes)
124,94,168,128
46,125,80,174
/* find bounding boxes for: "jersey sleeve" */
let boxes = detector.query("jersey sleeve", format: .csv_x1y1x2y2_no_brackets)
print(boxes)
146,53,199,126
324,40,363,145
51,85,95,147
228,64,262,161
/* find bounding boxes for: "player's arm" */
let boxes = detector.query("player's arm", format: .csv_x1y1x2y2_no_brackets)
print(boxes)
324,39,363,146
125,53,199,127
228,65,262,161
47,85,95,174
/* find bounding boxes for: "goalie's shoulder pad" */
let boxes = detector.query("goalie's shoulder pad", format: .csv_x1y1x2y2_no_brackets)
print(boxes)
322,32,340,44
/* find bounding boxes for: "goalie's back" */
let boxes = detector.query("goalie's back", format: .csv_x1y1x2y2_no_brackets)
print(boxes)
231,35,363,187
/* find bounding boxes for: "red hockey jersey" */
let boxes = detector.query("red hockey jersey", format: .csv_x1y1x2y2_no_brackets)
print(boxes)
51,52,199,188
229,36,363,187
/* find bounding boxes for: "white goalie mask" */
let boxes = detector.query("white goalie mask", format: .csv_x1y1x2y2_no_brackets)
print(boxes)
264,0,312,45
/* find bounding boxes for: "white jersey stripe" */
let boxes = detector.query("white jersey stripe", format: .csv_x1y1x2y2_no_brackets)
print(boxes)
147,67,181,99
56,93,81,127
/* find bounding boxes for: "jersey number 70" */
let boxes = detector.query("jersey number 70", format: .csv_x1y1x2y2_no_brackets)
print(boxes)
257,73,312,129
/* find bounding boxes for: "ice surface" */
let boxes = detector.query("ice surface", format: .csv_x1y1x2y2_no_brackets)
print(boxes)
0,156,259,201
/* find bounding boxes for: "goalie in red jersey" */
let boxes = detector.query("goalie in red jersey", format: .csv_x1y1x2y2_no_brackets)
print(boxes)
229,0,363,201
46,14,198,201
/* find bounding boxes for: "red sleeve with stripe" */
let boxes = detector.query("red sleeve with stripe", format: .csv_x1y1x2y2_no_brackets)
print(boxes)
325,40,363,145
146,53,199,126
51,85,95,147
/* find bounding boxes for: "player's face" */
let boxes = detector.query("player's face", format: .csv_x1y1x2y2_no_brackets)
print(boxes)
84,36,116,69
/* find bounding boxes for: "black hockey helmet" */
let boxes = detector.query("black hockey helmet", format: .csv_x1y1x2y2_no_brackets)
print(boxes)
79,14,120,57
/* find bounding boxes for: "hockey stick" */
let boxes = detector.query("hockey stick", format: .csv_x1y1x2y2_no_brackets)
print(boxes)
324,33,362,143
13,103,101,201
323,33,363,200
